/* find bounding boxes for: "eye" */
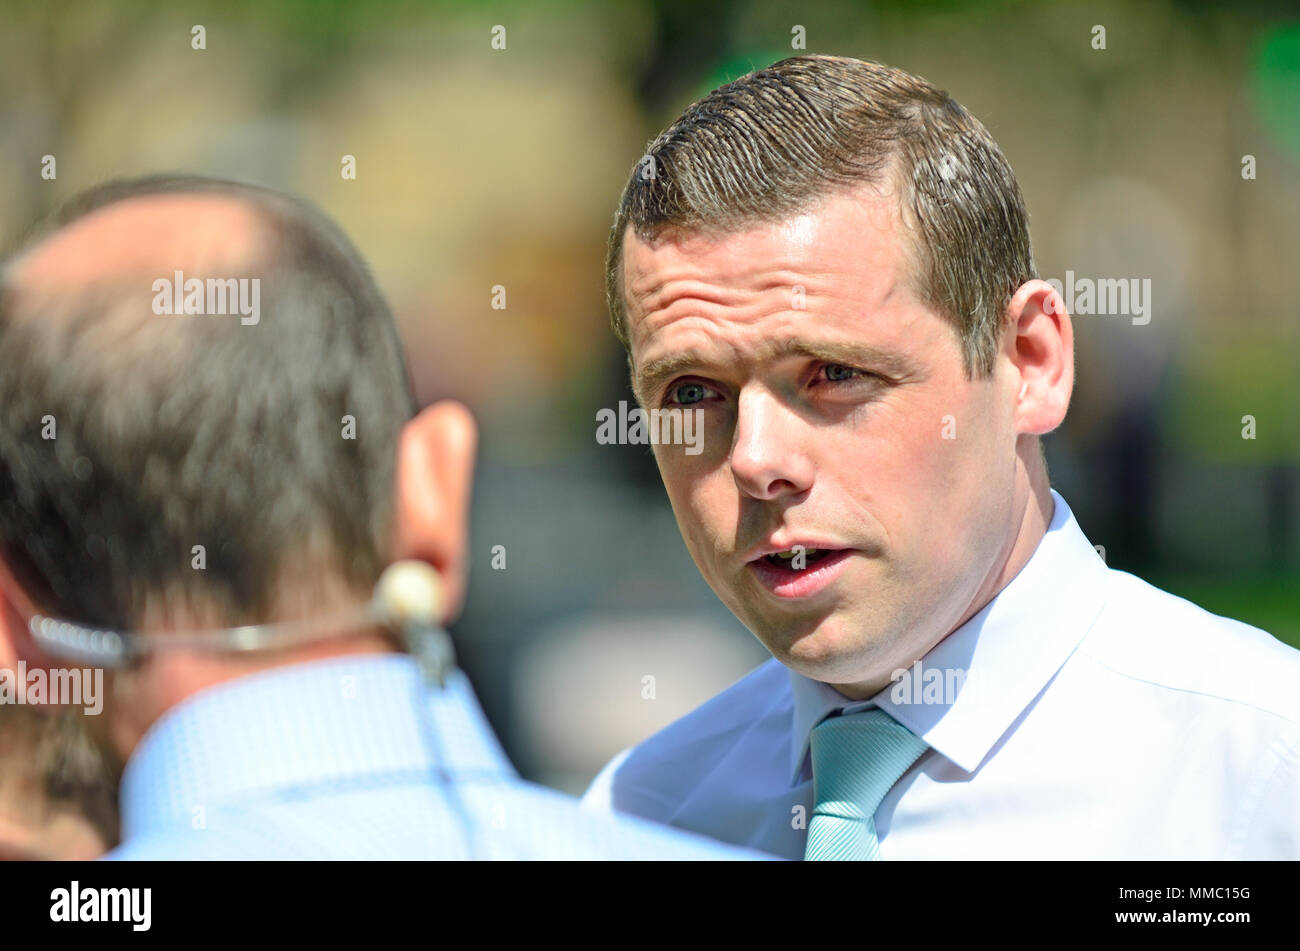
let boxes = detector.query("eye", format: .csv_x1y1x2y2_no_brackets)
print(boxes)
666,380,716,406
821,363,864,383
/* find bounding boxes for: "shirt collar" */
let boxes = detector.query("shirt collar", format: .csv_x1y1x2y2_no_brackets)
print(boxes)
119,653,516,841
789,489,1108,781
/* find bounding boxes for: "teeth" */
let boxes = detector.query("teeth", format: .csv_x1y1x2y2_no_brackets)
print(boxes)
774,547,820,560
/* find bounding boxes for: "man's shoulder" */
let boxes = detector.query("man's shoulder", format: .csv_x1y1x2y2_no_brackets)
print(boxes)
583,658,791,818
1078,567,1300,723
109,771,771,860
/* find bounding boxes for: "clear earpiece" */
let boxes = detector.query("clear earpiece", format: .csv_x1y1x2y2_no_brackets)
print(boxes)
29,559,457,687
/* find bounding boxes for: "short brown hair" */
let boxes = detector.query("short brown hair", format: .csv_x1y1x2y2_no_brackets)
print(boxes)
606,55,1036,378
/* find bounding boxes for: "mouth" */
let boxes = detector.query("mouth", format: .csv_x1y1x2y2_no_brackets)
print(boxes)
745,547,854,599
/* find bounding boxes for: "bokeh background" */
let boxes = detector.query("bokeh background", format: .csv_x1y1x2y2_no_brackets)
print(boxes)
1,0,1296,793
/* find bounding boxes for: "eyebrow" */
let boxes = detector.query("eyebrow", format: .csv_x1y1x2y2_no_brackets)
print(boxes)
633,339,919,403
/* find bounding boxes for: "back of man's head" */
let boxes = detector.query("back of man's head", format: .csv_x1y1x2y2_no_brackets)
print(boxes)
0,175,417,634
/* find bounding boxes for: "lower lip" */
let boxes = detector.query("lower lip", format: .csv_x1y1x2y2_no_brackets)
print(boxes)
746,549,853,599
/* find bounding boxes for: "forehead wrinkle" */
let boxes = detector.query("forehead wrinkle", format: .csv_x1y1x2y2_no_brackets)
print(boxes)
627,237,896,343
625,184,926,398
632,286,930,404
625,179,913,307
630,247,837,299
626,219,838,301
628,266,850,355
631,256,895,358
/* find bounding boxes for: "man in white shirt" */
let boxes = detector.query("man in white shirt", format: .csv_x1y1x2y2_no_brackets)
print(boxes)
582,54,1300,859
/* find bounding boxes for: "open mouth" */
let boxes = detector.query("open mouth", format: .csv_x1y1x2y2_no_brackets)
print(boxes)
761,547,836,569
746,547,853,599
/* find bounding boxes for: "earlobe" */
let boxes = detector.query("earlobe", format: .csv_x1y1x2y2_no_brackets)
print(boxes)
392,401,478,625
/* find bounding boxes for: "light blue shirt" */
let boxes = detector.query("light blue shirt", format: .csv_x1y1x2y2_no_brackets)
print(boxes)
583,490,1300,859
108,653,772,859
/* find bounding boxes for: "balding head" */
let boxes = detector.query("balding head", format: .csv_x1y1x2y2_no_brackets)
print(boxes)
3,194,274,377
9,192,270,293
0,175,417,633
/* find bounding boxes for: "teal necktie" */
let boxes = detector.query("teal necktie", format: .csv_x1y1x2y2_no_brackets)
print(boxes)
803,709,929,861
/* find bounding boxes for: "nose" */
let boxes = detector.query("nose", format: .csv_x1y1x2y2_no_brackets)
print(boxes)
729,386,814,500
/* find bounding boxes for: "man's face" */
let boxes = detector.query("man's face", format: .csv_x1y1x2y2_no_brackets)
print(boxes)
624,183,1023,695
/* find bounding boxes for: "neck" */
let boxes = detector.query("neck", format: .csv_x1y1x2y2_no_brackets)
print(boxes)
951,438,1055,639
104,629,398,769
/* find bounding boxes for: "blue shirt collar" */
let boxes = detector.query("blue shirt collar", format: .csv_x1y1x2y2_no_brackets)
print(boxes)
789,489,1109,780
119,653,516,841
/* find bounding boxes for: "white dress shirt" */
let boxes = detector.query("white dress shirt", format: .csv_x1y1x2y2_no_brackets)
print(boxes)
583,490,1300,859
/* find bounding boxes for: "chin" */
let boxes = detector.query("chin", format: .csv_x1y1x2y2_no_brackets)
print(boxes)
759,611,886,684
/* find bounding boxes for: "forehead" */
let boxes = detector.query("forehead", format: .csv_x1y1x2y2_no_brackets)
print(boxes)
622,183,915,335
621,184,929,368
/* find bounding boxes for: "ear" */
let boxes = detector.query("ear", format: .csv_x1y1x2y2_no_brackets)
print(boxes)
1005,279,1074,437
0,555,56,672
391,401,478,625
0,593,18,672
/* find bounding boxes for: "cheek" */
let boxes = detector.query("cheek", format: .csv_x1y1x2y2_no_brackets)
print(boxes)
845,384,1002,554
946,387,1014,494
910,389,1014,557
654,450,731,552
908,378,1005,484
